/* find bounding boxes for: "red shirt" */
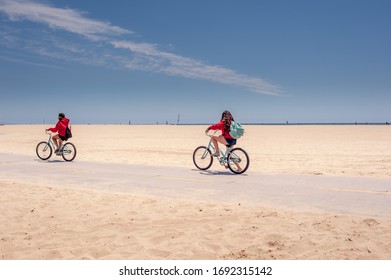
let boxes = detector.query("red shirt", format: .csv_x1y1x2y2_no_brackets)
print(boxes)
208,121,233,139
48,118,69,137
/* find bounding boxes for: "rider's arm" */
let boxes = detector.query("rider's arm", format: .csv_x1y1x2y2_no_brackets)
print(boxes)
47,121,61,133
208,121,223,131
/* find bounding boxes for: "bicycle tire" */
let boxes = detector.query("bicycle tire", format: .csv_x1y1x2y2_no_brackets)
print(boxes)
193,146,213,170
227,147,250,174
36,141,52,160
62,142,77,162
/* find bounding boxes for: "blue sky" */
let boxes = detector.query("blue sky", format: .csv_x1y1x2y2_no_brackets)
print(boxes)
0,0,390,124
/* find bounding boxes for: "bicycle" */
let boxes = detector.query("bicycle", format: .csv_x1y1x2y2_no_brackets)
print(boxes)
192,131,250,174
36,131,77,161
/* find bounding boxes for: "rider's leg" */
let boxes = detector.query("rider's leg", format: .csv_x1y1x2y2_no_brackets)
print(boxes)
226,147,242,172
52,134,60,150
211,135,228,156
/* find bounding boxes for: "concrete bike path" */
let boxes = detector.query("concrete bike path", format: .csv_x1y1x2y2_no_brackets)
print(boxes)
1,153,390,218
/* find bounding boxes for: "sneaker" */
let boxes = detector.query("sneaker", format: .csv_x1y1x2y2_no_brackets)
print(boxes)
212,153,220,157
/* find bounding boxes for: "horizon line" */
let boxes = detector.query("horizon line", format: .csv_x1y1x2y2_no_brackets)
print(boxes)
1,122,390,126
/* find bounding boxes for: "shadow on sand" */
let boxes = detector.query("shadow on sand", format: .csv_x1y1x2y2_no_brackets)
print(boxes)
191,169,248,176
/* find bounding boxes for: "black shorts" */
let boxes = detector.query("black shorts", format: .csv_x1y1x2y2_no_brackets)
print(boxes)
59,135,68,141
225,138,237,147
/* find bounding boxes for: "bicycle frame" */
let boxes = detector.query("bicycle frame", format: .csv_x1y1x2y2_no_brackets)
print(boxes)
204,132,239,166
43,132,56,151
43,131,68,154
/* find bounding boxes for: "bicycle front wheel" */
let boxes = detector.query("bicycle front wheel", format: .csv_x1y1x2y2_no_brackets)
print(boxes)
62,142,77,161
227,148,250,174
36,141,52,160
193,146,213,170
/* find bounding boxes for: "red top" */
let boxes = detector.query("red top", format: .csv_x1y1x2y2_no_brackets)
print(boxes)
48,117,69,137
209,121,233,139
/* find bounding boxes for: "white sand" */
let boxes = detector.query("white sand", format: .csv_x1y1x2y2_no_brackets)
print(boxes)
2,124,390,178
0,124,390,259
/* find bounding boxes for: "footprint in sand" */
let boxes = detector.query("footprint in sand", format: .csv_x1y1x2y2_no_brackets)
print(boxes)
362,219,379,227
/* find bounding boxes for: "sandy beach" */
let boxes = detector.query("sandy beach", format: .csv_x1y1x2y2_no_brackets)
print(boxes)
1,124,391,259
1,124,390,178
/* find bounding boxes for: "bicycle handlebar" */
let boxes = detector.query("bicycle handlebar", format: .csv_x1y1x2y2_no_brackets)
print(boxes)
205,130,218,137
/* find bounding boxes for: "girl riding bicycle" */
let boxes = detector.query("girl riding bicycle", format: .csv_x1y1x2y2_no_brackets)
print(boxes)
46,112,70,155
205,110,236,157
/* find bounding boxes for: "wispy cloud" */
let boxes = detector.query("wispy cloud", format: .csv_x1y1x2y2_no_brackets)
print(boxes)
112,40,281,96
0,0,281,95
0,0,131,40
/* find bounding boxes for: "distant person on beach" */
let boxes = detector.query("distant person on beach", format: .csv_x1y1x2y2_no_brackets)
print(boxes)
46,113,70,155
205,110,236,157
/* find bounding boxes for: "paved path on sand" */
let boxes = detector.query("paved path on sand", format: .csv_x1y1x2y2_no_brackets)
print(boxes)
1,153,390,218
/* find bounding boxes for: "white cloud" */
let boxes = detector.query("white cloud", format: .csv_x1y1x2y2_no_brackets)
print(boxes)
0,0,281,96
111,40,281,96
0,0,131,40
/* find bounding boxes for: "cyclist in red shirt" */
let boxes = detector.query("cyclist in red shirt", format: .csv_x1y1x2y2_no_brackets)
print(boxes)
205,110,236,157
46,112,70,155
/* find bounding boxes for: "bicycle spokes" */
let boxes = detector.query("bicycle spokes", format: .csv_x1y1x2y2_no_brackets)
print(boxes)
62,143,77,161
194,136,249,174
193,146,213,170
229,153,242,163
201,149,209,159
36,141,53,160
227,148,249,174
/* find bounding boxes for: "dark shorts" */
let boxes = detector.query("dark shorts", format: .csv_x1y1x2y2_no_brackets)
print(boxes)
59,135,68,141
225,138,237,147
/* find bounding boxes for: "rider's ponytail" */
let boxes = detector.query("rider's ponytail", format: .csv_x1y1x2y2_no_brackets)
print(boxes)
221,110,234,132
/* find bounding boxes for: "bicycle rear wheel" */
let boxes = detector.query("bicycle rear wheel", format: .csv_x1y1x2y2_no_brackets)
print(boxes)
36,141,52,160
227,148,250,174
193,146,213,170
62,142,77,161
